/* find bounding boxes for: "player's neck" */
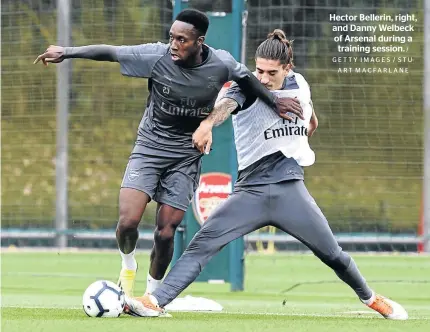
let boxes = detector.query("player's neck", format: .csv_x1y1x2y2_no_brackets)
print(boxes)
272,82,284,91
188,54,202,66
182,46,206,67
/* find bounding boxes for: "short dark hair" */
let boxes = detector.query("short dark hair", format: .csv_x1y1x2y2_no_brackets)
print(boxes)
255,29,294,67
175,9,209,36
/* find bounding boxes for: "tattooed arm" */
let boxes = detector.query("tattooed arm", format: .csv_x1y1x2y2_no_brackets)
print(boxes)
192,98,239,154
207,98,239,126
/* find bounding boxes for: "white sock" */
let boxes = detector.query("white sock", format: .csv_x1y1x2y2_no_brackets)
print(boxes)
145,273,161,294
361,290,376,305
120,249,137,271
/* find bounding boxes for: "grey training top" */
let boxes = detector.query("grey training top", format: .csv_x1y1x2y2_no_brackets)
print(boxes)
63,42,279,157
117,43,260,156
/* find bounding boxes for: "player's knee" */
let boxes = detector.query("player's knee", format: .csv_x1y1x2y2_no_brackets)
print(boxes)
155,213,183,242
317,249,351,271
154,228,174,246
117,211,140,231
154,222,179,243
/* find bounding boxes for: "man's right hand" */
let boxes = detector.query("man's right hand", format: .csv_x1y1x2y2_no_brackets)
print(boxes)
276,97,304,121
192,120,214,155
33,45,65,66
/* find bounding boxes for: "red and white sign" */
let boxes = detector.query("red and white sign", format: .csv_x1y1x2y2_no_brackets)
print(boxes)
192,172,232,225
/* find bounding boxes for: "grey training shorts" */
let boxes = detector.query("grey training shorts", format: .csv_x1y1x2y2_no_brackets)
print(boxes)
121,145,202,211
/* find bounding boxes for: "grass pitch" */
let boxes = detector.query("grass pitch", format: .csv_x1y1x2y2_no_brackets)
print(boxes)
1,251,429,332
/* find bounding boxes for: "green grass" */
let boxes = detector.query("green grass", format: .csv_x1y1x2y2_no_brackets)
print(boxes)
1,252,430,332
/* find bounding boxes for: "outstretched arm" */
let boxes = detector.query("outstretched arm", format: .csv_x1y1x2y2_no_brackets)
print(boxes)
192,97,239,154
235,72,304,121
34,45,120,66
215,49,304,121
34,43,169,78
64,45,119,61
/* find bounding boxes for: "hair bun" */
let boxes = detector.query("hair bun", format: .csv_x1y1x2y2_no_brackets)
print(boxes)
268,29,287,41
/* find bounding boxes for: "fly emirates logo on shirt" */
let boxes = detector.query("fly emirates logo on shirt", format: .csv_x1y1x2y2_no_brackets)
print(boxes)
264,117,308,140
160,96,212,118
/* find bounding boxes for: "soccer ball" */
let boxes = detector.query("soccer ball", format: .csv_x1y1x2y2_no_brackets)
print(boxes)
82,280,125,318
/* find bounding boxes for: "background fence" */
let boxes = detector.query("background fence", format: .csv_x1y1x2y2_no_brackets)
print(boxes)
1,0,427,251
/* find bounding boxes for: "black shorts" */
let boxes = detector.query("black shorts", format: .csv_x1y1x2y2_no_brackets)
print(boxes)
121,145,202,211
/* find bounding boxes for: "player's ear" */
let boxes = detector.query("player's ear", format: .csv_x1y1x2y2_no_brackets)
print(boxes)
197,36,205,45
